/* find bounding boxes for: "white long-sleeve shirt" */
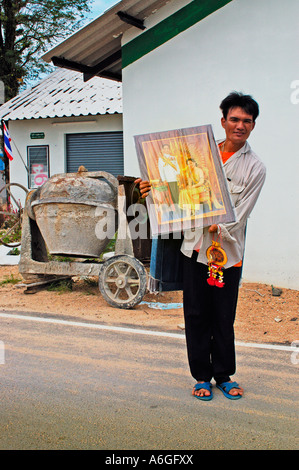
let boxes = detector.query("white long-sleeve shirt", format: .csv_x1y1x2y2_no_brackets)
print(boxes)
180,141,266,268
158,154,180,183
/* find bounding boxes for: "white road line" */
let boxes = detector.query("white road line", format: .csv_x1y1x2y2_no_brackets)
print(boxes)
0,312,183,339
0,312,297,352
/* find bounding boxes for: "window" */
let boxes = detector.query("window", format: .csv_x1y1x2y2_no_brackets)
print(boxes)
27,146,49,188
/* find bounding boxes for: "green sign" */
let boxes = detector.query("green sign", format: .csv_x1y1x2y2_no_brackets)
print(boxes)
30,132,45,139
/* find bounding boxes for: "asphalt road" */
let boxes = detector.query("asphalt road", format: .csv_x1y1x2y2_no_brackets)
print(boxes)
0,311,298,451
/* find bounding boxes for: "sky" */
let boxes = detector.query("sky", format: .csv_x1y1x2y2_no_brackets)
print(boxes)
85,0,120,21
21,0,120,89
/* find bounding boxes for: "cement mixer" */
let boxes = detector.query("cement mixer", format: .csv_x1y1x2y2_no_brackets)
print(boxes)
19,167,151,309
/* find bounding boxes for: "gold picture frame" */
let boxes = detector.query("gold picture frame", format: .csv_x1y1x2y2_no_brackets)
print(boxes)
134,125,235,236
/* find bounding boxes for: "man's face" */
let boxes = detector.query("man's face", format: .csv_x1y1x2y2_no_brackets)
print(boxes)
221,106,255,147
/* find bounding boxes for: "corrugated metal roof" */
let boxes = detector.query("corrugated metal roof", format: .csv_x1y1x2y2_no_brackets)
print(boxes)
42,0,171,81
0,68,122,121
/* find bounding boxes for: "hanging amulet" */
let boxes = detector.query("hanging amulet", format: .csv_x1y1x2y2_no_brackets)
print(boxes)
206,241,227,288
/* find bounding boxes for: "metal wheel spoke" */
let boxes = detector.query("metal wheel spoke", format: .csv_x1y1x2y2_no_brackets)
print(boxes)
0,211,18,216
125,287,134,299
7,189,20,208
127,277,140,285
112,287,121,300
1,221,19,238
124,265,133,276
105,277,118,284
113,263,123,275
0,183,28,248
0,220,22,247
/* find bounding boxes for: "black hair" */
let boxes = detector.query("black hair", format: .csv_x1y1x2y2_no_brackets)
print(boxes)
220,92,259,122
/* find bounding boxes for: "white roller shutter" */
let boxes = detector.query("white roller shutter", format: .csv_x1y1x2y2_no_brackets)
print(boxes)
66,132,124,177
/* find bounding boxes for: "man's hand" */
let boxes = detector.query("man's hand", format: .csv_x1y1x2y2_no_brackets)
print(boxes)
135,178,152,198
208,224,218,233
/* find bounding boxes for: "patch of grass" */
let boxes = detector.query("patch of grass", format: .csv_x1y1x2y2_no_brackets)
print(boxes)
47,278,73,293
99,234,117,260
0,218,22,245
8,247,20,256
47,255,75,262
0,274,22,286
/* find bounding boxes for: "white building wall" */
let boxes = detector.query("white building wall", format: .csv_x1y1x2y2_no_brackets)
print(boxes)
122,0,299,289
8,114,123,205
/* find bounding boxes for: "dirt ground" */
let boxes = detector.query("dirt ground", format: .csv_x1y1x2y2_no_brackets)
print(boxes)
0,265,298,345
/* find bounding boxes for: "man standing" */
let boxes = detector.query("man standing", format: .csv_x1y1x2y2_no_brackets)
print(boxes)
158,144,180,206
136,92,266,400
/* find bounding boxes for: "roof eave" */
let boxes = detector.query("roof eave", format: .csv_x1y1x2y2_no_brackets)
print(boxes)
41,0,171,82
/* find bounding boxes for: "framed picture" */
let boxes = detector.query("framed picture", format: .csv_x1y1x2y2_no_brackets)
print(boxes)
134,125,235,236
27,145,49,189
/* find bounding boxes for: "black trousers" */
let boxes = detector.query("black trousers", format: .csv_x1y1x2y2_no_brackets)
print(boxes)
183,251,242,383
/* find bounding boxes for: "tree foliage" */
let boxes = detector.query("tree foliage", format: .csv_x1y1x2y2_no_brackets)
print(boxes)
0,0,91,101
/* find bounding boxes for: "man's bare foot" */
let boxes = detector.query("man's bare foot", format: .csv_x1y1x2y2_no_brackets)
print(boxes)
192,381,212,399
216,380,243,399
227,381,244,397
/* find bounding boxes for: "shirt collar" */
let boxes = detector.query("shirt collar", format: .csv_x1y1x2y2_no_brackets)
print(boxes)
217,140,251,158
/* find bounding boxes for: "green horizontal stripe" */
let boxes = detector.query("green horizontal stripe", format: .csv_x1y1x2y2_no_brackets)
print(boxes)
122,0,232,68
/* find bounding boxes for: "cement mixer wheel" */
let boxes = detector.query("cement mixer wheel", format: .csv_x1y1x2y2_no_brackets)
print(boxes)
98,255,147,309
0,183,28,247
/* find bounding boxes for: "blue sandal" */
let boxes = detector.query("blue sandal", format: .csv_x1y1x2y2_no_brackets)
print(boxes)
216,381,242,400
193,382,213,401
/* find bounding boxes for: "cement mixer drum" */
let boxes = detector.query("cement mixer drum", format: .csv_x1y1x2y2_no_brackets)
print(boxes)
27,168,118,258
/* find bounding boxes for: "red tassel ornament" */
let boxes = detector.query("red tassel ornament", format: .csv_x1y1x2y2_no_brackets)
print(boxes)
206,229,227,288
215,267,225,288
207,263,217,286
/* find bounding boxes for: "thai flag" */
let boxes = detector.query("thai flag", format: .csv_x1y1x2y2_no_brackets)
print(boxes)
3,121,13,161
